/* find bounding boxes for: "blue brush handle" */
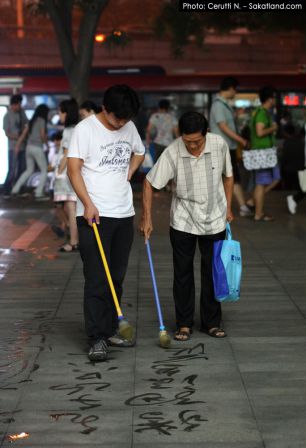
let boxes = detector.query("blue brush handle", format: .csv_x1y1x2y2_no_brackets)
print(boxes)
145,240,165,331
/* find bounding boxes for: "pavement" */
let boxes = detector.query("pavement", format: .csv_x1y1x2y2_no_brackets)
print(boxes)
0,190,306,448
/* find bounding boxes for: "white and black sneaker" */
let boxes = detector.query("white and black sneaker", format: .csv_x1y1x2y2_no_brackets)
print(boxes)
287,195,297,215
239,205,253,217
88,339,108,361
107,333,135,347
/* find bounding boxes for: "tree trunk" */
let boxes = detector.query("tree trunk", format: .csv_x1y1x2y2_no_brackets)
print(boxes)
43,0,109,104
69,69,90,105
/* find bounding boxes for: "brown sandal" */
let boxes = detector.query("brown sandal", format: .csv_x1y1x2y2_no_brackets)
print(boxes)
254,214,274,222
206,327,227,338
174,327,192,341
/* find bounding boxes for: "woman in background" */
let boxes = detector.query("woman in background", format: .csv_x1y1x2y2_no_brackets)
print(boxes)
12,104,49,200
53,98,79,252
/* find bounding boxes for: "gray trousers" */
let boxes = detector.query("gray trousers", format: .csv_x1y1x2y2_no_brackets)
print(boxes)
12,144,48,197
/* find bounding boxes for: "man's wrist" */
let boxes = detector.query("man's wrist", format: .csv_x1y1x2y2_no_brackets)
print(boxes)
83,199,94,208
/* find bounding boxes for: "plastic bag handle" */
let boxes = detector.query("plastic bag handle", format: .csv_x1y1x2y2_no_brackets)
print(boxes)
226,222,232,240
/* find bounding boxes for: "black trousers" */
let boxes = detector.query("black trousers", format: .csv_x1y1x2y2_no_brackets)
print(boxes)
293,190,306,204
169,227,226,331
153,143,166,163
77,216,134,343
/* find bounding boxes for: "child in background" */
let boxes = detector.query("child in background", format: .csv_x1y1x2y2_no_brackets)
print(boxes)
48,131,68,238
53,99,79,252
79,100,101,120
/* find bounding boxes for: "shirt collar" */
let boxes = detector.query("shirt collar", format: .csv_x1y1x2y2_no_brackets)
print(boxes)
216,94,228,104
216,95,233,110
178,135,212,158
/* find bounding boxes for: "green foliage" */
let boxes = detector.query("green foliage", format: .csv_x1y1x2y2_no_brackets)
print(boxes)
155,0,306,56
104,30,131,49
154,1,205,57
26,0,47,15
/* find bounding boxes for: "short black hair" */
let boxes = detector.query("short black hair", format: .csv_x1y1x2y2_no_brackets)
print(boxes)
59,98,79,127
220,76,239,91
158,99,170,110
259,86,276,104
178,112,208,136
51,131,63,141
103,84,140,119
80,100,100,113
10,94,23,105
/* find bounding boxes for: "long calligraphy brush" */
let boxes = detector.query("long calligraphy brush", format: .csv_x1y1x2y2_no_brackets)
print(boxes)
145,239,171,348
92,219,134,341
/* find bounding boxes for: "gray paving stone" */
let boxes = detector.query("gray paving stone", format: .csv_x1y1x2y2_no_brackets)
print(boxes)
1,192,306,446
132,445,264,448
1,410,133,446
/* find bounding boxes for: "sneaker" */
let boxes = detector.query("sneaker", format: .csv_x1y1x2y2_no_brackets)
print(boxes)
2,194,11,200
35,195,49,202
107,333,135,347
287,195,297,215
246,202,255,211
239,205,253,217
88,339,108,361
19,192,31,198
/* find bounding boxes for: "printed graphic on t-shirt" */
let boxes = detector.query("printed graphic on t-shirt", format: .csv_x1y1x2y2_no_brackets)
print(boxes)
99,140,131,173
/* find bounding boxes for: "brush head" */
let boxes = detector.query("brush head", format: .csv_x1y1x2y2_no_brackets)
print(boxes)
159,330,171,348
118,319,135,342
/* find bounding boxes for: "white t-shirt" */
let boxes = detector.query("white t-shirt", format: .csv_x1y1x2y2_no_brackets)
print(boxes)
149,112,178,146
68,115,145,218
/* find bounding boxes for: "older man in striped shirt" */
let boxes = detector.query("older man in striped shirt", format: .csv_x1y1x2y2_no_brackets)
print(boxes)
141,112,234,340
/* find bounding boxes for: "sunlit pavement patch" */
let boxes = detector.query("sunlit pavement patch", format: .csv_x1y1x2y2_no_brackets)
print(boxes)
10,219,50,251
0,263,9,280
0,248,11,256
6,431,30,441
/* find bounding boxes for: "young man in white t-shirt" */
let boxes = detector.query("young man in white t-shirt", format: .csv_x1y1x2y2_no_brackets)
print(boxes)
67,85,145,361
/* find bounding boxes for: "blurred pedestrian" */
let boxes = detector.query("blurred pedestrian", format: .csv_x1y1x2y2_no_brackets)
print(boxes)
141,112,234,341
53,99,79,252
79,100,101,120
11,104,49,201
282,124,306,214
250,86,280,221
67,85,145,361
2,94,28,198
146,99,178,162
48,131,63,194
48,132,69,237
210,77,253,217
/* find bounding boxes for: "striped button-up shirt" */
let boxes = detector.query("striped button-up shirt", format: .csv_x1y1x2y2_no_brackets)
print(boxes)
146,133,233,235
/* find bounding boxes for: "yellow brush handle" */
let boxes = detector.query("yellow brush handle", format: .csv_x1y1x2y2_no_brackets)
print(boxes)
92,222,123,318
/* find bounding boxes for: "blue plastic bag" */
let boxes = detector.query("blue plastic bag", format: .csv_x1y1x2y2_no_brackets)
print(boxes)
212,223,242,302
139,143,155,173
